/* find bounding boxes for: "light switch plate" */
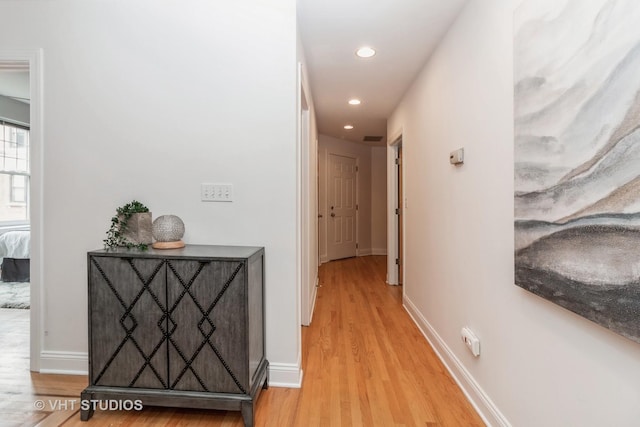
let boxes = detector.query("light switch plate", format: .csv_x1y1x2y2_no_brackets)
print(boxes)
201,183,233,202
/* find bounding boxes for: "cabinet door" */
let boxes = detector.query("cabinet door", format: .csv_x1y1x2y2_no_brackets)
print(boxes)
89,256,168,389
166,259,248,394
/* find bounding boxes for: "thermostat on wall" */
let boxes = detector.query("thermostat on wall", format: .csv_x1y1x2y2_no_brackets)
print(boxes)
449,147,464,165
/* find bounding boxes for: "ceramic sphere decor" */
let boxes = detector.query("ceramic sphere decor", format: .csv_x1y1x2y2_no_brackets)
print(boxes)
152,215,185,249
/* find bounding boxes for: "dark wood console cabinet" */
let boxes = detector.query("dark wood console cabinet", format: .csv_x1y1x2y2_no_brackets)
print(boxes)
81,245,268,426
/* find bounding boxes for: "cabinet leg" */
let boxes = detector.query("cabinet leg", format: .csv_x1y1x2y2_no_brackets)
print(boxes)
240,400,254,427
79,391,93,421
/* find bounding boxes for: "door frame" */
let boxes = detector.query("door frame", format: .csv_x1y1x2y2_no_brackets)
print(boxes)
0,48,44,371
397,145,403,285
297,62,318,327
387,132,403,286
299,68,311,326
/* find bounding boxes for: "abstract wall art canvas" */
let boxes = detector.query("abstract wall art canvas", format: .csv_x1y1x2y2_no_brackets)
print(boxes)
514,0,640,343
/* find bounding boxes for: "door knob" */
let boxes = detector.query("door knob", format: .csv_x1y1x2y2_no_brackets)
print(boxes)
331,213,336,217
318,214,323,218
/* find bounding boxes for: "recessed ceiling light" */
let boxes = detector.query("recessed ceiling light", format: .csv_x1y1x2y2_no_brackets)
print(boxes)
348,99,361,105
344,125,354,130
356,47,376,58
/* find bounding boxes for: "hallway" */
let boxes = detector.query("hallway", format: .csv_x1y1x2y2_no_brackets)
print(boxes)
294,256,483,426
1,256,483,426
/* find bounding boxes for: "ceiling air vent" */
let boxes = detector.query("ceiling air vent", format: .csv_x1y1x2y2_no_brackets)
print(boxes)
363,135,383,142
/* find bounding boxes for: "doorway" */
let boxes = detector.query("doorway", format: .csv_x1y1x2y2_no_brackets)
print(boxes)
387,134,403,285
299,79,314,326
397,145,403,284
0,50,42,372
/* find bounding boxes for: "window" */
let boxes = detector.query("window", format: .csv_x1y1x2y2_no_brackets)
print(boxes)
11,175,27,203
0,121,29,224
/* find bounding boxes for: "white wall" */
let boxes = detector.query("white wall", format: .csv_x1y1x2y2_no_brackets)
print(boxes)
388,0,640,426
0,0,302,385
0,94,29,125
370,146,387,255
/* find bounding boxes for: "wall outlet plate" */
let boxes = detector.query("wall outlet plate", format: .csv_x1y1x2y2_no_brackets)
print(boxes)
450,148,464,165
461,326,480,357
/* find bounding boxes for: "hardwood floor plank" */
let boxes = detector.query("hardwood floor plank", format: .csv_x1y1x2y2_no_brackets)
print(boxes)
0,257,484,426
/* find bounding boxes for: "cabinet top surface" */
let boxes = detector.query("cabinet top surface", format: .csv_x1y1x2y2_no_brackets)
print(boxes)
89,244,264,260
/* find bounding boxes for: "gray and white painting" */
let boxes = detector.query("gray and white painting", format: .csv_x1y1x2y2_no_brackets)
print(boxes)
514,0,640,343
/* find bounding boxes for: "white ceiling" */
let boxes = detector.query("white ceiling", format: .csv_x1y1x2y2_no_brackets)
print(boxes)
0,3,470,131
297,0,468,145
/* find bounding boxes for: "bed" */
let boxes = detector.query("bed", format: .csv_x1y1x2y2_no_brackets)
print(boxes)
0,230,30,282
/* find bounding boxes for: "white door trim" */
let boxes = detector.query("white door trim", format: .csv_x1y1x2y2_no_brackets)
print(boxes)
299,67,312,326
297,62,318,327
387,132,402,286
296,62,305,333
0,48,44,371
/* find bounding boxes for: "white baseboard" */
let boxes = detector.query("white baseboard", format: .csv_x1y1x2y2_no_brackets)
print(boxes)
268,361,303,388
321,250,386,263
403,296,511,427
39,351,88,375
39,349,305,389
357,248,387,257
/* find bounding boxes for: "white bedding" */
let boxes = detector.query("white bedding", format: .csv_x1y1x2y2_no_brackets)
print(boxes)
0,230,30,261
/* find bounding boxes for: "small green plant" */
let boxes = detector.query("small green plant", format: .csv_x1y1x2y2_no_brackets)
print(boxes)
104,200,150,250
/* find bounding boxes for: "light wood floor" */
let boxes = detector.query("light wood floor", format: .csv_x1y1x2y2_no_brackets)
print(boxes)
0,256,484,426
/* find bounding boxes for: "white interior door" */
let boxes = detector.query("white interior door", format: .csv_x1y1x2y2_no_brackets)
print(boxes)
328,154,357,260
